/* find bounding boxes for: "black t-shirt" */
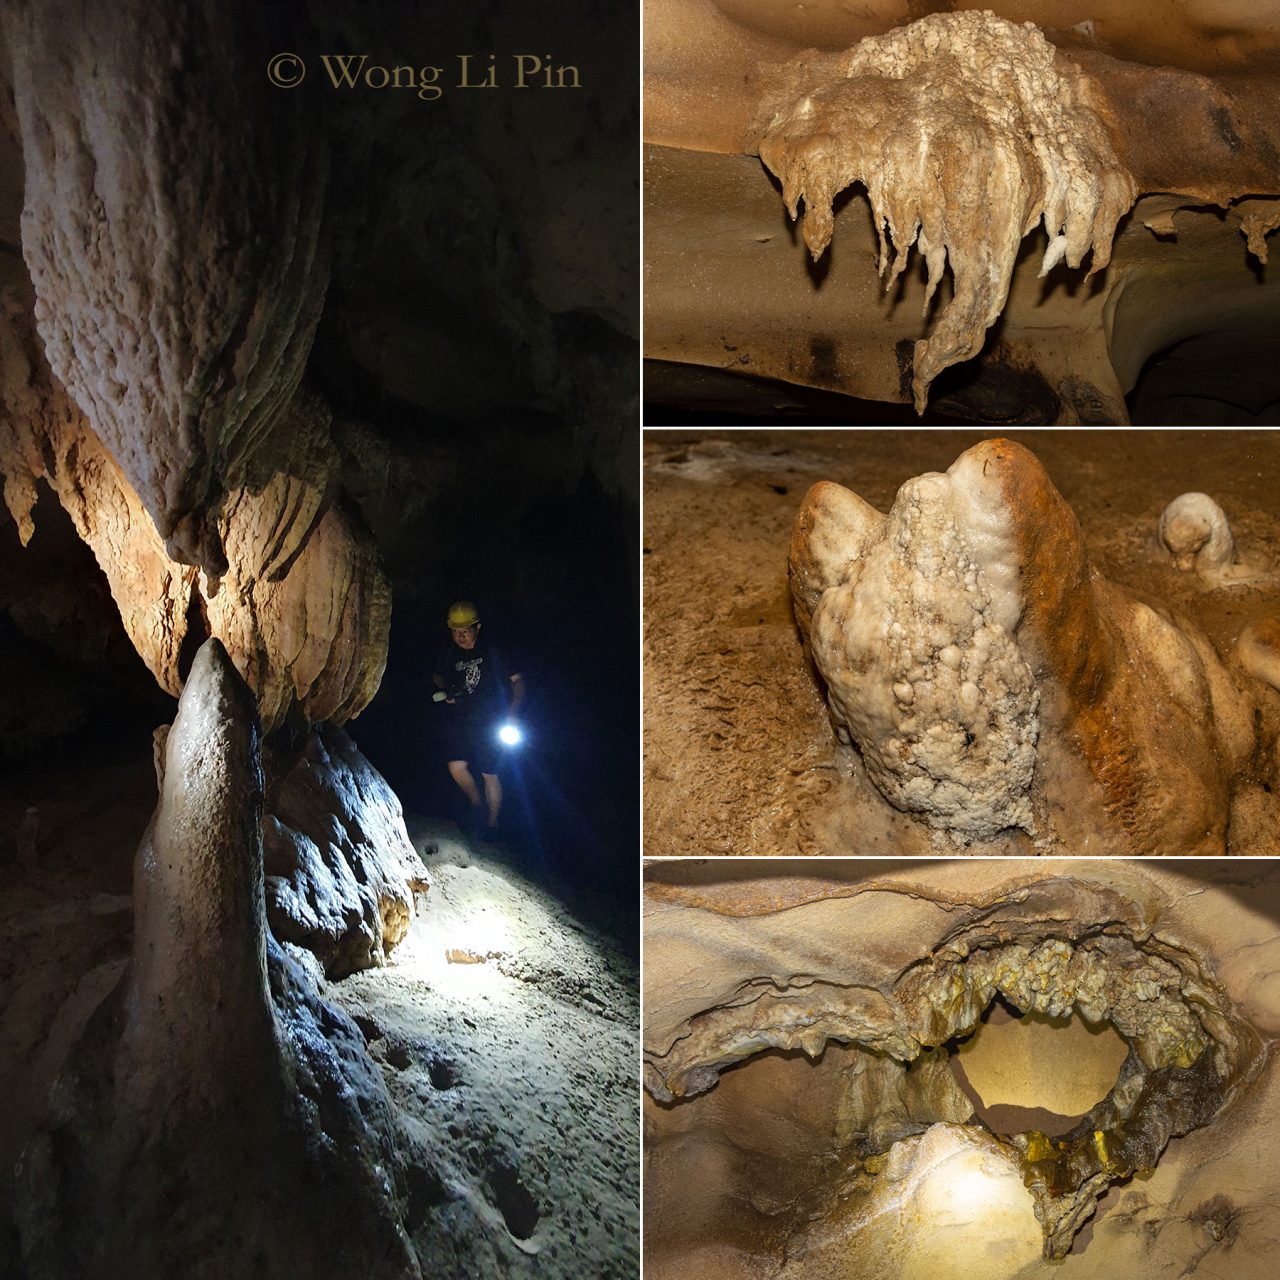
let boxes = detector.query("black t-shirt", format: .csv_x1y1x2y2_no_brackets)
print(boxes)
433,636,514,718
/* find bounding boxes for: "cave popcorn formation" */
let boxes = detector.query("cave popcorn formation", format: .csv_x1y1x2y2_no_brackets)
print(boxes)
790,438,1277,853
757,11,1138,412
792,467,1040,839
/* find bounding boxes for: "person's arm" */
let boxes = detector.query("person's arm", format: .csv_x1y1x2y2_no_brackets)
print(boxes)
432,664,456,703
509,672,525,714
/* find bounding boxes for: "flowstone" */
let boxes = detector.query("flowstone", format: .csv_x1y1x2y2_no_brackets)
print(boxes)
755,11,1137,411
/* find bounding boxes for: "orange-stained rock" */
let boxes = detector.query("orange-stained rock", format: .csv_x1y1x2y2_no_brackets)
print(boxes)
0,302,387,729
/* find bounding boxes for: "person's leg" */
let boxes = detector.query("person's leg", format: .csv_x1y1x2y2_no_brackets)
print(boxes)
481,772,502,827
447,759,482,808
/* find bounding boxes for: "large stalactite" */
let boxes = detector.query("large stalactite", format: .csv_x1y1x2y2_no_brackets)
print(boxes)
4,0,330,573
0,0,408,976
756,12,1138,411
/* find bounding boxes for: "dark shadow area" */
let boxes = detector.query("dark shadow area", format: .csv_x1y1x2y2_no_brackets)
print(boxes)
1127,328,1280,425
350,461,637,922
643,359,981,424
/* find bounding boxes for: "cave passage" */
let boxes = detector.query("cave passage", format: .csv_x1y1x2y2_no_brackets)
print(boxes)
0,0,639,1275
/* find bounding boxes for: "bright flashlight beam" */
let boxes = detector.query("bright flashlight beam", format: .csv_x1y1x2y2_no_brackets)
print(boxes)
498,722,523,746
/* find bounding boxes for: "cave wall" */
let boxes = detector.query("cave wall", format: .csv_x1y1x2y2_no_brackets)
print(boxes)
0,1,640,1271
0,0,639,840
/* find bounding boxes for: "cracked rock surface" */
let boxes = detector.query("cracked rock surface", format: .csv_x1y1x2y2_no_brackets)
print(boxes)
264,724,429,979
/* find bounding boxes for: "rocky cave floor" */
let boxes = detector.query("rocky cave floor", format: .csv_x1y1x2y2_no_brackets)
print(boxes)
643,429,1280,856
0,761,639,1279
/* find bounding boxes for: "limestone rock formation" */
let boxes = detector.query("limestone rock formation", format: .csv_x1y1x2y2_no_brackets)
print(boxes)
0,299,389,729
203,483,391,730
783,1123,1045,1279
265,724,429,979
644,3,1280,424
3,0,330,573
1157,491,1274,587
644,860,1277,1276
1237,617,1280,693
757,12,1138,412
790,438,1265,853
13,640,420,1279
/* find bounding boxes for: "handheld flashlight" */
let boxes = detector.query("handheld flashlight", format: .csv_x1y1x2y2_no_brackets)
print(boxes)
497,722,523,747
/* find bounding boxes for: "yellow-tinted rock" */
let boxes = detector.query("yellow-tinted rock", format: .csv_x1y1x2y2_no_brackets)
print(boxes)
953,1006,1129,1125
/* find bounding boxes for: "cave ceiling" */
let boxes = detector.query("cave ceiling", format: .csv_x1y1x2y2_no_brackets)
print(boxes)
643,858,1280,1279
644,0,1280,424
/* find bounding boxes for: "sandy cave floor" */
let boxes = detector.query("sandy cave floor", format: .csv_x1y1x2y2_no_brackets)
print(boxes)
0,763,639,1278
329,822,639,1277
642,428,1280,856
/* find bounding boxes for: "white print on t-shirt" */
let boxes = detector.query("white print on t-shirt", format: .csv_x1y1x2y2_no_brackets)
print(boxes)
455,656,483,694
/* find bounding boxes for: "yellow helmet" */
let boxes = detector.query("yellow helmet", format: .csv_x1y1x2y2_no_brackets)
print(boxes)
447,600,480,628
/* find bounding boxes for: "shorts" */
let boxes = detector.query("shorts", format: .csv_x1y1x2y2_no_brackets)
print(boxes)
443,710,502,775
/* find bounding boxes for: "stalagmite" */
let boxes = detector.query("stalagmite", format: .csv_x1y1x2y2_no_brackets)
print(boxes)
14,639,421,1279
755,12,1138,412
789,438,1263,852
1157,491,1273,586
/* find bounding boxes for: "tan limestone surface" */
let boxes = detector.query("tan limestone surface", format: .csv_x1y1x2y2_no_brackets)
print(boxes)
644,3,1280,420
643,858,1280,1278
